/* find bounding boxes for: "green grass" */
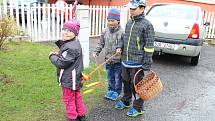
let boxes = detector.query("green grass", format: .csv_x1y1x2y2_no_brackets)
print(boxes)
0,41,107,121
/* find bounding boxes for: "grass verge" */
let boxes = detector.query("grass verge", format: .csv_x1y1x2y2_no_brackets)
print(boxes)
0,41,107,121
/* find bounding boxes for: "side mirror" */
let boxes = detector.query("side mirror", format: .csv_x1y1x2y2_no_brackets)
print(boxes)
204,22,210,26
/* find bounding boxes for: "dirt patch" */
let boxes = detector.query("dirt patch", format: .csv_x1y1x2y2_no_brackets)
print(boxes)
0,74,13,84
205,39,215,47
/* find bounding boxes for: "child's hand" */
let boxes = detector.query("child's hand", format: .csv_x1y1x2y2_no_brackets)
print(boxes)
92,52,98,58
49,51,59,56
116,48,122,53
52,51,59,55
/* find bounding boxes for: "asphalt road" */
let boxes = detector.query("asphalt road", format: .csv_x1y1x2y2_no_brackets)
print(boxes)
87,38,215,121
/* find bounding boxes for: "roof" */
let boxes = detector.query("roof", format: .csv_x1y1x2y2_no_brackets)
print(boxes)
185,0,215,4
151,3,202,9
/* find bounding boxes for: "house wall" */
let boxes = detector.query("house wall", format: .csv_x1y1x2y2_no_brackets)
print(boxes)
48,0,128,5
48,0,215,12
147,0,215,12
185,0,215,4
79,0,128,6
48,0,56,4
83,0,215,12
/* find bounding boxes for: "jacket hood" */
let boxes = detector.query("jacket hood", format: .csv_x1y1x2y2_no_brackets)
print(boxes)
55,38,76,48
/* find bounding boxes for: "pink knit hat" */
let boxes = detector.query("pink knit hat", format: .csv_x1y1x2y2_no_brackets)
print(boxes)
63,19,80,36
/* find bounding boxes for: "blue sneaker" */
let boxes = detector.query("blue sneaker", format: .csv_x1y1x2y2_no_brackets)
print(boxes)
115,101,130,110
126,107,144,117
104,90,114,99
109,92,119,101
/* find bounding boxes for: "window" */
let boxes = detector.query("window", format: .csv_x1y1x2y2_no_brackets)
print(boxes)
147,4,198,20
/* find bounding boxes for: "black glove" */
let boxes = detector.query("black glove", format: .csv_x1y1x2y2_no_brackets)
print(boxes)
142,63,150,71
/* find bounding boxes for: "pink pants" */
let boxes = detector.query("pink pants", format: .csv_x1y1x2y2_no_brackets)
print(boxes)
62,87,86,120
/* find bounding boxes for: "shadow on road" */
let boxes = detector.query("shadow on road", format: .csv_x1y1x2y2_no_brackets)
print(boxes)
153,53,192,66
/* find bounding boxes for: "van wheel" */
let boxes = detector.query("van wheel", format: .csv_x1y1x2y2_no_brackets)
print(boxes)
191,53,200,66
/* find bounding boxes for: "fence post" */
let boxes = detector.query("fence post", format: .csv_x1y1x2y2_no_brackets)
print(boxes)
0,5,2,19
51,4,56,41
47,4,51,41
210,12,215,39
9,0,13,17
76,5,90,67
20,0,25,30
33,3,38,41
101,6,106,32
92,5,95,36
26,1,31,41
3,0,7,15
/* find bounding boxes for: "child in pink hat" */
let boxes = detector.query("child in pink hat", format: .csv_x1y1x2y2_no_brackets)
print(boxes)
49,19,86,121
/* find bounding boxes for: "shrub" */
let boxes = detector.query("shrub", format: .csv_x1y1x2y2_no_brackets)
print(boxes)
0,16,17,49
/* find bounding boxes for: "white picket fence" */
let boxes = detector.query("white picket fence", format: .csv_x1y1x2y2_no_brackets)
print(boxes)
0,0,76,41
0,2,215,41
204,11,215,39
89,5,129,37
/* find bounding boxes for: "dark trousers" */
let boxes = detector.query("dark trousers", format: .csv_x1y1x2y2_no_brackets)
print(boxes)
121,65,144,111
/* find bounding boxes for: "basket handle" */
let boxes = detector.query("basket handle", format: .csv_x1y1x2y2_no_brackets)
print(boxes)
133,69,153,87
133,69,143,87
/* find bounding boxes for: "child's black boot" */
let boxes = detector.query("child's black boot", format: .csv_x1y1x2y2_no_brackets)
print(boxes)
77,115,86,121
67,118,80,121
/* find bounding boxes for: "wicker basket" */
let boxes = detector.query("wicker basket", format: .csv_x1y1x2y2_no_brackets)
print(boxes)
133,69,163,101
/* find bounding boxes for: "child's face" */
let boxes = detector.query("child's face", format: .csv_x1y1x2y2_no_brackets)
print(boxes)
62,28,76,41
107,19,119,26
130,7,144,17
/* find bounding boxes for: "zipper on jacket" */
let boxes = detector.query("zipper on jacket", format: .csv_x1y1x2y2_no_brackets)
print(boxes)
126,19,135,61
137,36,140,50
